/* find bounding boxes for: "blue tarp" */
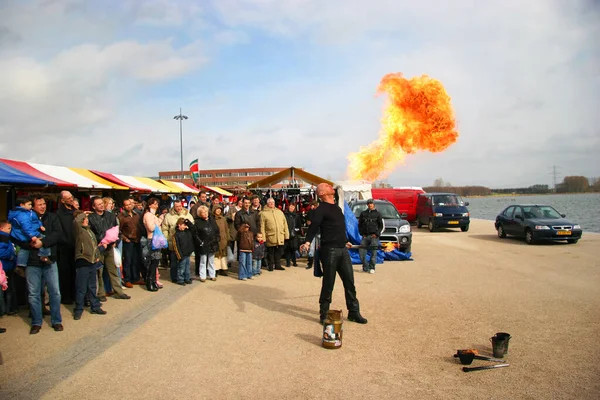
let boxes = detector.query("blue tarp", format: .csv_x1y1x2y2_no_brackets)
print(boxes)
343,201,412,264
0,161,53,185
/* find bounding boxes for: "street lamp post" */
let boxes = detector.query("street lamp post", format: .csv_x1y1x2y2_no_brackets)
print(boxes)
173,108,188,181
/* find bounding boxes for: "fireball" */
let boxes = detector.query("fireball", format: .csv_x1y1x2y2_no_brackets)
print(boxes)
348,73,459,181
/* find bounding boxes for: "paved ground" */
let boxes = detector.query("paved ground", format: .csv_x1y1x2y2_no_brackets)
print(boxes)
1,219,599,399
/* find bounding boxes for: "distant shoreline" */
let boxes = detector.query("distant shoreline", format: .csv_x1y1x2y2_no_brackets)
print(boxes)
465,192,599,198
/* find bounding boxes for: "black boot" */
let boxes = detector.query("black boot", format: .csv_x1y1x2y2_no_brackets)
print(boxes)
146,277,157,292
347,311,368,324
319,306,329,324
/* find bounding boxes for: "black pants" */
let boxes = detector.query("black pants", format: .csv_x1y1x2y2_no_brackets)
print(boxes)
284,237,298,266
319,247,360,313
3,269,18,313
266,245,283,269
194,242,202,276
56,245,76,304
74,263,102,313
169,251,178,282
122,241,141,283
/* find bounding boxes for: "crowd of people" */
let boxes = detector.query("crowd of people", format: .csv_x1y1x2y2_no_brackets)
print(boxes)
0,190,320,334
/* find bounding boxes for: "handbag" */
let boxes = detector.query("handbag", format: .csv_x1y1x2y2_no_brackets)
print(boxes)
151,225,168,250
113,247,122,269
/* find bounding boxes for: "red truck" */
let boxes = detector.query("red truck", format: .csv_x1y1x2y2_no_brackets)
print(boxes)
370,187,425,223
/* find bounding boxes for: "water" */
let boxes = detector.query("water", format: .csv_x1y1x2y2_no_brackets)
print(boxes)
465,193,600,233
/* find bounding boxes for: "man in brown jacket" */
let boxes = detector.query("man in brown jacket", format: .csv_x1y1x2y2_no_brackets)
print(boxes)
260,198,289,271
118,198,143,287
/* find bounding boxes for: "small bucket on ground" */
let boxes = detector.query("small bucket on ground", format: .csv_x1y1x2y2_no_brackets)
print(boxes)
490,332,511,358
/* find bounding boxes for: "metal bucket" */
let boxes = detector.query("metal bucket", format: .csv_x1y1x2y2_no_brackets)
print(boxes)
322,310,343,349
490,332,511,358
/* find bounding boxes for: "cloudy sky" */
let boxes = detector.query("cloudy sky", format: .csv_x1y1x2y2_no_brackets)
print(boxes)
0,0,598,188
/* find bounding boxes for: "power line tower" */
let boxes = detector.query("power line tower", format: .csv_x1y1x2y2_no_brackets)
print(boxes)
551,165,560,190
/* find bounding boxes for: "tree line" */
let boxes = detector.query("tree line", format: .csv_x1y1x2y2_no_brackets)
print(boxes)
406,176,600,196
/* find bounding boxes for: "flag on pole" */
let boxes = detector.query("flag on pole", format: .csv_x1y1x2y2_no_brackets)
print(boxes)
189,159,199,186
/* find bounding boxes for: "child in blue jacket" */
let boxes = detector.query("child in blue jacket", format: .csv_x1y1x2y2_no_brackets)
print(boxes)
0,220,18,315
7,196,50,267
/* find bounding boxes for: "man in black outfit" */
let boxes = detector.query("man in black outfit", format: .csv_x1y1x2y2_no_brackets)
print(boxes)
358,199,383,273
301,183,367,325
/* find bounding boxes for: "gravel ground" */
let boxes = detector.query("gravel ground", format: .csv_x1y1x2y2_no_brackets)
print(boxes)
1,219,599,399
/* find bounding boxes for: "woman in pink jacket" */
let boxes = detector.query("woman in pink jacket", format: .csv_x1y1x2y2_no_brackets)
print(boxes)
143,198,165,292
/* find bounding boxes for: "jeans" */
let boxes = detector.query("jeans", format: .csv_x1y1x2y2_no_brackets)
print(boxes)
122,241,141,283
252,259,262,275
238,252,252,279
177,256,191,283
359,236,379,271
75,262,102,313
199,253,215,280
284,237,298,266
26,262,62,326
17,240,51,266
3,269,18,313
319,247,360,314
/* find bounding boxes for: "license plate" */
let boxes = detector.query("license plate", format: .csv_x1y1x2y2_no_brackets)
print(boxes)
557,230,571,235
448,221,459,225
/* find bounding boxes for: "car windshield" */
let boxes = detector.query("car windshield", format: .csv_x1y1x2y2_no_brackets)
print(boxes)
352,203,400,219
432,194,462,206
522,206,562,219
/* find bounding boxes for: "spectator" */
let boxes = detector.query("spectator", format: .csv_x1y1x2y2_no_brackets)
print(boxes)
142,198,165,292
88,197,130,300
0,221,17,315
161,199,194,283
252,232,266,277
212,205,229,276
72,211,106,320
358,199,383,274
172,218,194,285
236,223,254,281
25,196,64,334
118,198,144,287
260,198,289,272
284,203,302,267
55,190,77,304
193,205,220,282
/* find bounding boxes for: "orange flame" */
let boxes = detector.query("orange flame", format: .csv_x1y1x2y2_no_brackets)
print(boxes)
382,242,396,252
348,73,459,181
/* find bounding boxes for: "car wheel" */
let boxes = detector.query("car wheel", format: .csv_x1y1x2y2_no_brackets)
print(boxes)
497,225,506,238
428,219,435,232
567,239,579,244
416,217,422,228
525,229,535,245
460,225,469,232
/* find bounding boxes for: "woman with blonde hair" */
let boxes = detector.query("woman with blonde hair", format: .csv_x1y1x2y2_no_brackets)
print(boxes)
193,205,220,282
212,205,229,276
142,198,165,291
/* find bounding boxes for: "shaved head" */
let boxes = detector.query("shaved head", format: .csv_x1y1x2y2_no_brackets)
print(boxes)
316,183,335,204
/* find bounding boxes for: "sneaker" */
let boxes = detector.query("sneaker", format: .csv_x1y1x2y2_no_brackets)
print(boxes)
185,280,193,284
240,278,247,281
73,312,82,320
114,294,131,300
247,276,253,280
369,269,375,274
90,308,107,315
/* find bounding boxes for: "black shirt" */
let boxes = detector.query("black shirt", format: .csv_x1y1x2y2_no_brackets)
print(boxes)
305,202,347,248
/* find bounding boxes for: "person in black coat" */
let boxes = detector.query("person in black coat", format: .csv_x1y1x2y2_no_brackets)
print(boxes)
284,203,302,267
193,205,220,281
54,191,76,305
173,218,194,285
358,199,383,273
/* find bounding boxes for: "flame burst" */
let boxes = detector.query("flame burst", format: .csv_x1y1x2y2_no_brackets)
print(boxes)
382,242,396,252
348,73,459,181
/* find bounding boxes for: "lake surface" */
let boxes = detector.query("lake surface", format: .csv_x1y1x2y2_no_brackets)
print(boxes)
465,193,600,233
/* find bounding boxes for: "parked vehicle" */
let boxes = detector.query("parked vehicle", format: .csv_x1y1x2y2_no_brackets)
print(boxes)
415,193,470,232
371,187,425,223
349,199,412,252
494,204,583,245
